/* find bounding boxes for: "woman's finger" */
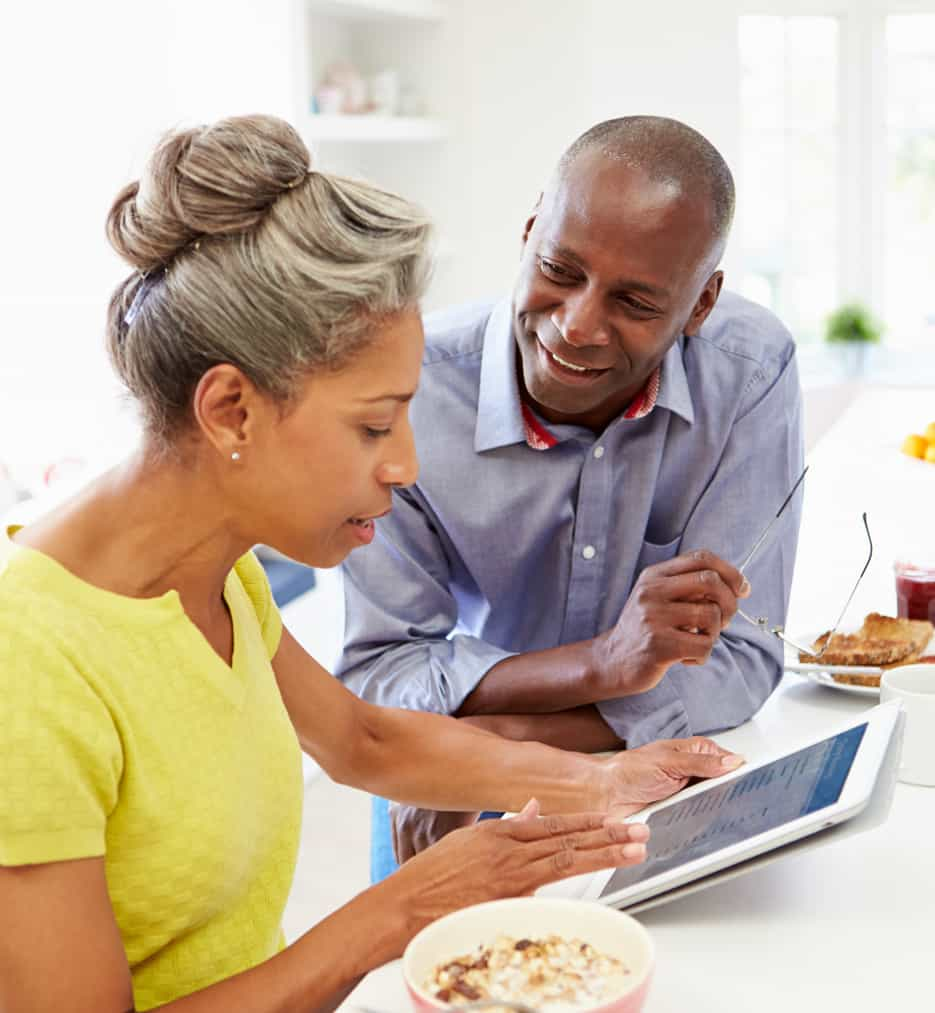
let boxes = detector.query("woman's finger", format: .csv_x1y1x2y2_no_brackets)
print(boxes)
660,744,745,778
520,822,650,863
526,839,648,889
515,797,540,821
505,810,607,842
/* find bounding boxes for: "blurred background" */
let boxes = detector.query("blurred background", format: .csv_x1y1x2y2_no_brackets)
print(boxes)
1,0,934,499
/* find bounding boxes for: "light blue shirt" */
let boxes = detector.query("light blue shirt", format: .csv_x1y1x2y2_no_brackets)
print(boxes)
336,292,804,747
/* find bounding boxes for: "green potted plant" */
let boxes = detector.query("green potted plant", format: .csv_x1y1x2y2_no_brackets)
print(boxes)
825,303,882,376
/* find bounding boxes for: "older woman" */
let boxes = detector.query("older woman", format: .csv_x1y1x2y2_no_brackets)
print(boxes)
0,115,741,1012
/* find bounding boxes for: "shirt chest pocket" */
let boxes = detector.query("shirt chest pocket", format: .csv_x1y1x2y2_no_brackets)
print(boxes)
635,533,683,575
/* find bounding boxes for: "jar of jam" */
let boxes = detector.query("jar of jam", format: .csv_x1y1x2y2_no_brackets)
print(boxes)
894,562,935,622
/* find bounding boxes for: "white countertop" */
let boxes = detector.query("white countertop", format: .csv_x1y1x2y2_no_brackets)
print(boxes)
342,386,935,1012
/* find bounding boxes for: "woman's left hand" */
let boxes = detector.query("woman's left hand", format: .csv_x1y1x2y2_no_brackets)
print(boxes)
601,736,744,820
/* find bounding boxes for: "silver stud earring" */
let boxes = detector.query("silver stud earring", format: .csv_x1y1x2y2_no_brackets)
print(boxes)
231,450,241,462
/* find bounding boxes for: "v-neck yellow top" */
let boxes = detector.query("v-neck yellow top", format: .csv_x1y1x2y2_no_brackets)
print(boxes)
0,528,303,1010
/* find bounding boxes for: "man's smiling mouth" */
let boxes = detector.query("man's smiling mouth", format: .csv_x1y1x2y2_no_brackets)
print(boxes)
542,344,609,376
550,350,599,372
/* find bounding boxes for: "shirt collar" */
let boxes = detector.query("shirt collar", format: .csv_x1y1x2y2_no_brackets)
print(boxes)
475,299,527,453
474,298,694,453
653,336,695,426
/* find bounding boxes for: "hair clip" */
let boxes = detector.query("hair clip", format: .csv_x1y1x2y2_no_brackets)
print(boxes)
285,170,310,190
123,265,166,329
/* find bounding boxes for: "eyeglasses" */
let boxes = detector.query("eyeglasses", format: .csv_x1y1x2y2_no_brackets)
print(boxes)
734,465,874,658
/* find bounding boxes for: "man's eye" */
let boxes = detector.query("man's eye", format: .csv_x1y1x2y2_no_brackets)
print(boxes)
623,296,655,313
538,257,574,282
364,426,392,439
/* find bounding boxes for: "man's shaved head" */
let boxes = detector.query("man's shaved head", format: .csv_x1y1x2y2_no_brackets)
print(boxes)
557,116,735,265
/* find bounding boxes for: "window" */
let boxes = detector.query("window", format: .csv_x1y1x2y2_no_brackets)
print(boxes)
738,15,840,343
738,5,935,348
885,14,935,349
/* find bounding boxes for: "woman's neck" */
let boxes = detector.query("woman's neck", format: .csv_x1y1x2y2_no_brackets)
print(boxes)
14,446,252,613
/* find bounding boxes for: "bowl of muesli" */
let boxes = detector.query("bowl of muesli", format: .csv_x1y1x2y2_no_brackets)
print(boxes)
402,897,653,1012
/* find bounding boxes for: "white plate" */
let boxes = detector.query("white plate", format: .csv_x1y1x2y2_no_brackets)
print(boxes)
789,667,881,698
785,627,935,698
785,630,880,698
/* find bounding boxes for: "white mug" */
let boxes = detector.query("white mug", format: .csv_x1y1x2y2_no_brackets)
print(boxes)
880,664,935,786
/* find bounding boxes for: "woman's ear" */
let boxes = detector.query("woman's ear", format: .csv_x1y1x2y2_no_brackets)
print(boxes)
191,364,262,460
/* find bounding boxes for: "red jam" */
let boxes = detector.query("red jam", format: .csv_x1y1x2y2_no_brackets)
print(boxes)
894,564,935,622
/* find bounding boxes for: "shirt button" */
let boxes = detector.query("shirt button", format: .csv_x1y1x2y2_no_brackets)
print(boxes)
593,446,605,459
582,545,597,560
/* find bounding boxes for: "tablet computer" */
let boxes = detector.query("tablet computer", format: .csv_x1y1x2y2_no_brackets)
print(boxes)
583,702,901,911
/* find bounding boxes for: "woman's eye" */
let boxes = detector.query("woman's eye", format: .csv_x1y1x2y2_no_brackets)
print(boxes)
364,426,392,439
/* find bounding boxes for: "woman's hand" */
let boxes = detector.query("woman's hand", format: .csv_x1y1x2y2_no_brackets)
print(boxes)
602,736,744,819
384,799,650,935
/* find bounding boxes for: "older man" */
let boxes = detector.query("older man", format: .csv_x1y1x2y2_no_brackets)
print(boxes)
336,116,804,877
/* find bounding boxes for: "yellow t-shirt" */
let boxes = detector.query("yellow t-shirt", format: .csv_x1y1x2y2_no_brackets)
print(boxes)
0,528,303,1010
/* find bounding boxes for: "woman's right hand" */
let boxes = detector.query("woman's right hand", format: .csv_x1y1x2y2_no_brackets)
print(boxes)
383,799,649,936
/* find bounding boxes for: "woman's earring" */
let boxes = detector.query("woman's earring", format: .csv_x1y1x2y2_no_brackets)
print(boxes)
231,450,241,462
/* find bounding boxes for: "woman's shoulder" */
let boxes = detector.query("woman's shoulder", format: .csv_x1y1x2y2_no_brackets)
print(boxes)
230,550,283,659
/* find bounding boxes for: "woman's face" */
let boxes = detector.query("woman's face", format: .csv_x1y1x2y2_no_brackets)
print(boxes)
242,310,424,568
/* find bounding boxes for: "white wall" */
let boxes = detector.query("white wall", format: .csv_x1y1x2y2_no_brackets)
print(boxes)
449,0,743,300
0,0,297,485
0,0,775,487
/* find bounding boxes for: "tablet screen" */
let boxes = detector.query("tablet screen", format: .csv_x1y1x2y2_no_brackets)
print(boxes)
600,723,868,897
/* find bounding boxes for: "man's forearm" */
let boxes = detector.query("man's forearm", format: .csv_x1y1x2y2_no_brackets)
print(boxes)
456,640,608,716
462,706,623,752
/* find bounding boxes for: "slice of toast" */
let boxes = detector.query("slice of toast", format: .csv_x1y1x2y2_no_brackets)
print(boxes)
799,630,917,667
798,613,934,686
860,612,933,656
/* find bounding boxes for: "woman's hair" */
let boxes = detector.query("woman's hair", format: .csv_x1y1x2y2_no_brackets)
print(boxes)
106,114,432,448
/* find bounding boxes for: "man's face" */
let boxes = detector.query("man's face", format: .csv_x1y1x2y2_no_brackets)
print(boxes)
512,152,723,431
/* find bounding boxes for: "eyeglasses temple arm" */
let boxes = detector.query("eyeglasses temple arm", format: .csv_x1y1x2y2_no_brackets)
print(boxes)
738,465,809,575
820,511,874,640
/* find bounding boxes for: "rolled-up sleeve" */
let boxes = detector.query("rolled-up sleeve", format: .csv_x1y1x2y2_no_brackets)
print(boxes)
597,348,804,746
336,486,515,714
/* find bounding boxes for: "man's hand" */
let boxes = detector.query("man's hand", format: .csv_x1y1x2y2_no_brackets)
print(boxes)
590,549,751,698
602,736,744,819
390,803,480,864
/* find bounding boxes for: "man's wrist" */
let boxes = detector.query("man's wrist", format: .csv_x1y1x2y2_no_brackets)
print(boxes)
585,630,617,699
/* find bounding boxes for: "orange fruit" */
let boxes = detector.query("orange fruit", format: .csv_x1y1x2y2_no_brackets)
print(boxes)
925,445,935,463
902,434,929,459
925,422,935,443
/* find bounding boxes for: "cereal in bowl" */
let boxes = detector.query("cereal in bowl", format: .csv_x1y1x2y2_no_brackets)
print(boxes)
424,933,631,1008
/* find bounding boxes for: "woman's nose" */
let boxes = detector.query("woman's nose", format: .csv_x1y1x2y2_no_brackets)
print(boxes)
380,422,419,488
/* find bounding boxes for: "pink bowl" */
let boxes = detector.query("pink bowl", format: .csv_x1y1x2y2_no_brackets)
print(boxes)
402,897,654,1012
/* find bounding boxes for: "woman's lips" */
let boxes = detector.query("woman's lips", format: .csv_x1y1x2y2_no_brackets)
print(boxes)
347,517,377,545
346,506,391,546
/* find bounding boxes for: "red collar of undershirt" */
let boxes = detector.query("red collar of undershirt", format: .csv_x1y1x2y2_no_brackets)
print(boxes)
520,366,662,450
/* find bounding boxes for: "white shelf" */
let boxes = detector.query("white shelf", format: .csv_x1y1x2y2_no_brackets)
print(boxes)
304,114,448,142
306,0,446,23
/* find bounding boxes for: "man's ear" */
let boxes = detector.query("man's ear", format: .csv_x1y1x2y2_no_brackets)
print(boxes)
684,271,724,336
191,364,260,459
520,193,544,254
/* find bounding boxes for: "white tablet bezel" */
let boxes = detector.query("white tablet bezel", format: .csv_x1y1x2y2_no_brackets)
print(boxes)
583,701,901,910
